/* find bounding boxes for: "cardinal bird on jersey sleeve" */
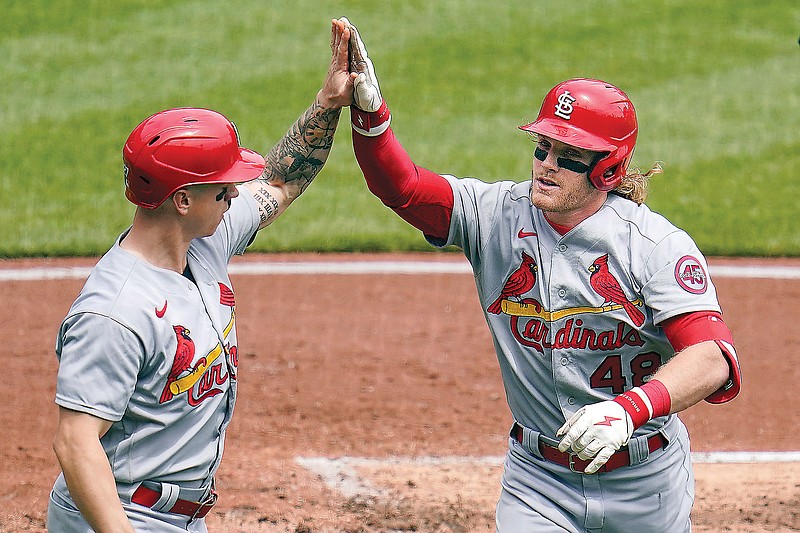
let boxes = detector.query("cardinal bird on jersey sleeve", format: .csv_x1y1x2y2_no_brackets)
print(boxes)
159,325,196,403
488,252,538,314
589,254,645,327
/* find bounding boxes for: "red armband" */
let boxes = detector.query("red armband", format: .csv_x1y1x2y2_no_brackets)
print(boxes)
613,379,672,430
351,100,391,137
662,311,741,403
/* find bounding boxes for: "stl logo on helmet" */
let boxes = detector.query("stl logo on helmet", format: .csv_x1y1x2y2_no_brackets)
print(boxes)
554,90,577,120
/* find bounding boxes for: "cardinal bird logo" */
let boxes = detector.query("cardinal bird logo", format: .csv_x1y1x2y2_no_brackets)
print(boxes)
588,254,645,327
488,252,538,314
159,325,196,403
219,283,235,307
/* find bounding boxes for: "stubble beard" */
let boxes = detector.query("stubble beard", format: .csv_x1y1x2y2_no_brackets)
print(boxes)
529,179,584,214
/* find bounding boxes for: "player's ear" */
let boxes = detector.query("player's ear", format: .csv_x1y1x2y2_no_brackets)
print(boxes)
171,189,192,215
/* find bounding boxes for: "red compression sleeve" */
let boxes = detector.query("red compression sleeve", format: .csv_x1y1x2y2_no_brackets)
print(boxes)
661,311,741,404
352,126,454,241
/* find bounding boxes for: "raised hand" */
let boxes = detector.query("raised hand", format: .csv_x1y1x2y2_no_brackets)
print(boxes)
342,17,383,113
341,18,391,137
317,18,357,110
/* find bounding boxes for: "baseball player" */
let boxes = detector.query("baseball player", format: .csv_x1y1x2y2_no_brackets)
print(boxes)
345,20,742,532
47,19,356,532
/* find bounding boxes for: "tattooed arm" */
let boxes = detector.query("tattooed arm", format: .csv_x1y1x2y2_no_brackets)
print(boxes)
243,18,356,230
243,100,342,230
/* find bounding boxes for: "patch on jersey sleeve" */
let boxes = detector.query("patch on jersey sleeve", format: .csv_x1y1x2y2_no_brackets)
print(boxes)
674,255,708,294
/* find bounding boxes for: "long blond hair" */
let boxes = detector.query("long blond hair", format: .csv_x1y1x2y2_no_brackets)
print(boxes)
611,162,663,205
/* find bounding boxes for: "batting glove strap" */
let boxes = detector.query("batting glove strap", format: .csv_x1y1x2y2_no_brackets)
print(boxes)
351,99,391,137
613,379,672,430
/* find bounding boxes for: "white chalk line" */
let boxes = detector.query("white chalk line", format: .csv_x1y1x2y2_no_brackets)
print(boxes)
295,456,506,498
296,452,800,498
1,261,799,281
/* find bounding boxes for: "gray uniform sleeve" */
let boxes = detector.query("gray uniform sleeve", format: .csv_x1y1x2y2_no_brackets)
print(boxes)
55,313,145,422
640,231,721,324
438,175,516,271
213,186,262,259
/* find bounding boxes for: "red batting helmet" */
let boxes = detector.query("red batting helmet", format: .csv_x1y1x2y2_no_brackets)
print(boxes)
520,78,638,191
123,108,265,209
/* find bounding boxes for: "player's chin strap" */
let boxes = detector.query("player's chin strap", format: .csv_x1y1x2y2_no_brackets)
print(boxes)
344,18,392,137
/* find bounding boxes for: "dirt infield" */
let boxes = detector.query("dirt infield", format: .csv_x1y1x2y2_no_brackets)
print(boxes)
2,253,798,532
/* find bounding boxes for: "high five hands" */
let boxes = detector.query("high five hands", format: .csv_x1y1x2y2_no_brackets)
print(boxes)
338,17,391,136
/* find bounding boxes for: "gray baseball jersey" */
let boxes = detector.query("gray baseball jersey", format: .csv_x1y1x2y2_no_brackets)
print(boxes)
48,188,260,530
435,175,723,532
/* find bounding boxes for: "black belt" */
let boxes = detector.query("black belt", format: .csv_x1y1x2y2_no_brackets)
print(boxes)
512,422,667,473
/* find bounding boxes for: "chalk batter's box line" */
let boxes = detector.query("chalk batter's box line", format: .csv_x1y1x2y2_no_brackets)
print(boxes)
295,453,800,498
3,262,800,281
299,452,800,468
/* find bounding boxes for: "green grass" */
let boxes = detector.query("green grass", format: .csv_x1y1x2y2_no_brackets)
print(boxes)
1,0,798,256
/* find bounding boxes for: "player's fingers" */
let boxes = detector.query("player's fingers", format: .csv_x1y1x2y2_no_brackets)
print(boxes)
334,25,350,67
584,447,615,474
557,422,589,453
576,439,604,460
340,15,355,51
350,24,368,64
331,18,347,51
354,73,368,94
556,407,584,437
347,24,360,58
573,432,595,454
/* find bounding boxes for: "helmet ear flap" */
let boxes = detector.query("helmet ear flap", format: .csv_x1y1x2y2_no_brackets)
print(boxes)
589,151,621,191
589,146,635,191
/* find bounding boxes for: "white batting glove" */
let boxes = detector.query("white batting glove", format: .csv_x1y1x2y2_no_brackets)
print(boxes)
342,18,391,136
345,18,382,112
556,400,634,474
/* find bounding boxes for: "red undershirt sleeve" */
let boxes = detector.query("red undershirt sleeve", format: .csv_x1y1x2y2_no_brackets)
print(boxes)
352,128,454,242
661,311,741,403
